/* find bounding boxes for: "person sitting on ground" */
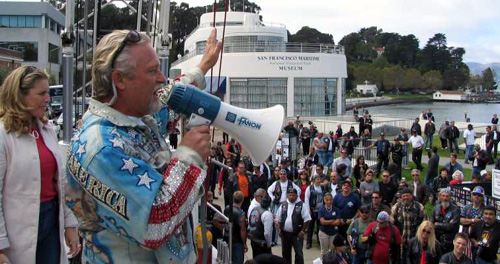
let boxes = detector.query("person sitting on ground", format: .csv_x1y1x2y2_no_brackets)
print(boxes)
449,170,463,185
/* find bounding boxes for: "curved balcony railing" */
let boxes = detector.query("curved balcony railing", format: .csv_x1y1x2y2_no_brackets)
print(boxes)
171,42,345,67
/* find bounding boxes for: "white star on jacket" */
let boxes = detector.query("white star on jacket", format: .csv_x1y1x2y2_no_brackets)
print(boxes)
121,158,139,175
109,137,124,149
76,143,86,158
136,172,156,190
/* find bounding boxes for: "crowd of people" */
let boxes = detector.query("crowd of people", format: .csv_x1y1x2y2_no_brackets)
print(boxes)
206,110,500,264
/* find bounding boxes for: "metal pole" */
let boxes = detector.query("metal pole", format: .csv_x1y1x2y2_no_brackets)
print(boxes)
82,0,89,113
157,0,171,79
61,0,75,144
136,0,143,31
146,0,153,35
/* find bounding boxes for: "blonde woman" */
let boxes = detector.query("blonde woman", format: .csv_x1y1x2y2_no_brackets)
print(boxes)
407,220,442,264
0,66,80,263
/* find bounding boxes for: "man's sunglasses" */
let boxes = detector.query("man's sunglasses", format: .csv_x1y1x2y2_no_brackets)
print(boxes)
110,30,141,69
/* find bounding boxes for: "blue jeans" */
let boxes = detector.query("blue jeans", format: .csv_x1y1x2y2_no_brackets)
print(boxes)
425,134,433,149
37,199,61,264
232,242,244,264
476,257,496,264
324,152,334,167
465,144,474,162
352,248,368,264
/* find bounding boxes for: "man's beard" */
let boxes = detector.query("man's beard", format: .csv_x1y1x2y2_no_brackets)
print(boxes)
148,95,162,115
403,199,411,206
441,201,449,208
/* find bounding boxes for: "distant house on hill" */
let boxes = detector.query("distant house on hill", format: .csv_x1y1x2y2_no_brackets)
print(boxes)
374,47,385,57
356,81,378,95
433,90,469,102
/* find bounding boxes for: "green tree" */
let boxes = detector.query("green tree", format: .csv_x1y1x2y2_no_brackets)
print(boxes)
404,68,423,91
419,33,451,73
382,66,405,91
482,67,498,90
422,70,443,92
290,26,334,44
372,56,389,68
339,33,362,62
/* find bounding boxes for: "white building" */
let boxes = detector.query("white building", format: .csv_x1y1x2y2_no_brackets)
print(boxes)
0,1,64,82
170,11,348,117
433,90,468,102
356,81,378,95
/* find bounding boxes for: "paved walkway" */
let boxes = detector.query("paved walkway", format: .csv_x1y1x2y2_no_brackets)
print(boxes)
420,151,497,171
211,196,323,263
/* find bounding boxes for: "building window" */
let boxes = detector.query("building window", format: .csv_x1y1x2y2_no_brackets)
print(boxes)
294,78,337,116
48,43,59,64
0,42,38,62
230,78,287,113
0,15,43,28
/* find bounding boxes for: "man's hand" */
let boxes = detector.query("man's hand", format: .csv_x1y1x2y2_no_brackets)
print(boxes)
198,28,223,75
179,126,211,160
65,227,81,257
0,252,10,264
351,249,357,255
298,231,305,240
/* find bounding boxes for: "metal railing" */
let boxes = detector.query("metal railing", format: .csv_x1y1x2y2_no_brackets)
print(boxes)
172,42,344,66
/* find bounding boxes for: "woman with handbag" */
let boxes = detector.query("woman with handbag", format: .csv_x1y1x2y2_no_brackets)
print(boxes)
0,66,80,263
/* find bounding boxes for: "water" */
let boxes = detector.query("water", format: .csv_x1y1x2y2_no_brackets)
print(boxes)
364,101,500,124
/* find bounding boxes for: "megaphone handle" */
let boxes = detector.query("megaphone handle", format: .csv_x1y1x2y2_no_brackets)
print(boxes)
185,113,212,129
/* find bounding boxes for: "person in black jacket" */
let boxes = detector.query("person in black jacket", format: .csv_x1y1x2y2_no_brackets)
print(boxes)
411,118,422,136
430,168,449,205
390,137,406,181
469,205,500,264
425,147,440,186
407,220,442,264
365,132,391,177
447,121,460,154
430,188,460,254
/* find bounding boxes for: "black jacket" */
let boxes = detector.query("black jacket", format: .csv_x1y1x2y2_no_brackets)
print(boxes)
430,202,460,247
447,125,460,139
407,237,442,264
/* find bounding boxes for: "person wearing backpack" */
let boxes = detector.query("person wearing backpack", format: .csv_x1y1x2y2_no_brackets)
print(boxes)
362,211,402,264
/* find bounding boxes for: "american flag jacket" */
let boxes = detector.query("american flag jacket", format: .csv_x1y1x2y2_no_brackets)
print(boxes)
65,68,207,263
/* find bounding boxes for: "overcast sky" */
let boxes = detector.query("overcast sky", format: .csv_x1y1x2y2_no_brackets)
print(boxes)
178,0,500,64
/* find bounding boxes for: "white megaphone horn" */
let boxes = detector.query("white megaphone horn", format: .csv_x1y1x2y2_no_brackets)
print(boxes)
160,83,284,165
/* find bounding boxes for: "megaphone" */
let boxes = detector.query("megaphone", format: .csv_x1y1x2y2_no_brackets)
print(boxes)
160,83,284,165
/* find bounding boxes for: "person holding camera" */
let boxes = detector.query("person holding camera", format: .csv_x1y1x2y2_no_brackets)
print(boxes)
469,206,500,264
347,205,372,264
